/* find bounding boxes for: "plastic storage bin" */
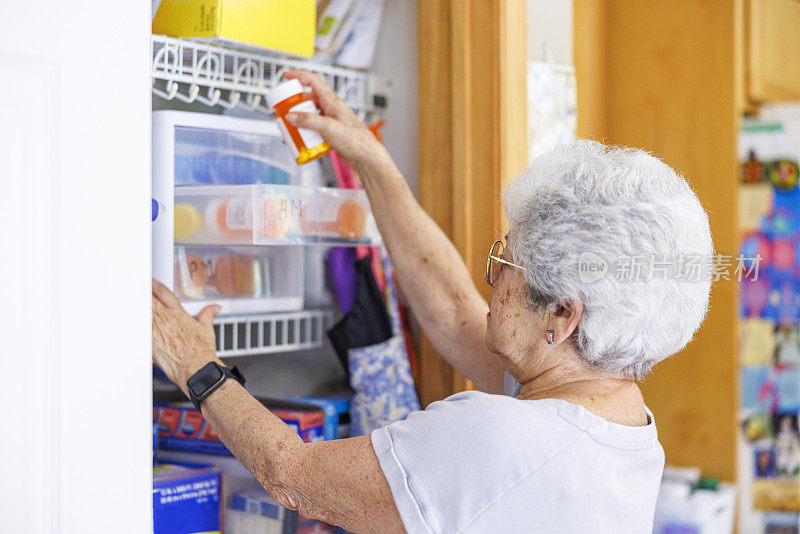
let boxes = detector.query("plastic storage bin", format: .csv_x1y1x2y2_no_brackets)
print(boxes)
173,124,296,186
153,111,303,312
154,111,298,188
173,184,381,246
653,480,736,534
174,245,304,315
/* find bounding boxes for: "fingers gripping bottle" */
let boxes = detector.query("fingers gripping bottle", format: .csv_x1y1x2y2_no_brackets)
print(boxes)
268,79,331,165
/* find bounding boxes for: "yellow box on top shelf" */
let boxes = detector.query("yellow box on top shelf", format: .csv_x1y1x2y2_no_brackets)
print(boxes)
152,0,316,58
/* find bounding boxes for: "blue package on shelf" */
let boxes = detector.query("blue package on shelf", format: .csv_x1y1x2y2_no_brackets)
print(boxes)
226,488,295,533
230,490,282,520
154,403,325,456
153,464,221,534
159,435,232,456
285,395,351,441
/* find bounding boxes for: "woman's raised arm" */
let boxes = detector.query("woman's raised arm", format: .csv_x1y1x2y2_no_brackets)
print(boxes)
282,70,504,394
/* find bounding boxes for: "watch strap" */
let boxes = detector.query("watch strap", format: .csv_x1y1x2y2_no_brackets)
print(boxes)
187,362,246,412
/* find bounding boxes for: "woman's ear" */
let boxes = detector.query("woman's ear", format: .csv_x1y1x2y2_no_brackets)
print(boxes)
551,300,584,344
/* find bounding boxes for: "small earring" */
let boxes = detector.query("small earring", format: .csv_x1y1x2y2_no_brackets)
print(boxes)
545,330,555,344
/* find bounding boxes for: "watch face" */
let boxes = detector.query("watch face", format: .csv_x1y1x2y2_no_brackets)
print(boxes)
188,362,224,397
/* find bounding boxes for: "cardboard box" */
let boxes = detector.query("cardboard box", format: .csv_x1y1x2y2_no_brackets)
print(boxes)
270,408,326,444
153,464,221,534
285,395,351,440
152,0,316,58
295,512,337,533
154,403,325,456
226,487,293,534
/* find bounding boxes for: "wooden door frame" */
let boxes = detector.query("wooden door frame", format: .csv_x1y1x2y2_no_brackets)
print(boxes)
417,0,527,406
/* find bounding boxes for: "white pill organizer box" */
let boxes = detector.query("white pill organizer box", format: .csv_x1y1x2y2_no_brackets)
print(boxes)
153,111,380,316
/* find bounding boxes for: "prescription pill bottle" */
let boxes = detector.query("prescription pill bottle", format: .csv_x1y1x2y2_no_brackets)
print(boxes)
174,203,204,240
268,79,331,165
205,197,253,238
299,197,366,239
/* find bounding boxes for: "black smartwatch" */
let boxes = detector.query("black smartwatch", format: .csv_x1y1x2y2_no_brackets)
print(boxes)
186,361,246,412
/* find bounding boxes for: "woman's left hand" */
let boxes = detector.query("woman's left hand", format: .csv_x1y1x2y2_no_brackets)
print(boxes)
152,278,222,393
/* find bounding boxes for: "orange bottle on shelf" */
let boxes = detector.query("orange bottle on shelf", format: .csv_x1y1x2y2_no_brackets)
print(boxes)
268,79,331,165
335,199,367,238
298,198,367,239
174,253,208,298
205,197,253,238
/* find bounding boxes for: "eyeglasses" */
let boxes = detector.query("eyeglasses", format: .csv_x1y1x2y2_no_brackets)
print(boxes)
485,240,525,287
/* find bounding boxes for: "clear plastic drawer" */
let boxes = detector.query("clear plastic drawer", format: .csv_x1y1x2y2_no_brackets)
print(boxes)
174,245,304,315
173,125,296,186
173,184,381,246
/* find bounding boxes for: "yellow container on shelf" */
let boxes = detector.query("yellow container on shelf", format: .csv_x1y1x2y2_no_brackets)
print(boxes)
152,0,316,58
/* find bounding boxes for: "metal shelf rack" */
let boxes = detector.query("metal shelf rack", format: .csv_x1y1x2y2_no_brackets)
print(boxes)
151,35,380,118
213,309,333,358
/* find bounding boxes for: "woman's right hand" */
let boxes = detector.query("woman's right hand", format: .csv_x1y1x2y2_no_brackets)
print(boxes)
281,70,387,171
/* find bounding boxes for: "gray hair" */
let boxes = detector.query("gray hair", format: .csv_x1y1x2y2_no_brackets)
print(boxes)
502,140,714,379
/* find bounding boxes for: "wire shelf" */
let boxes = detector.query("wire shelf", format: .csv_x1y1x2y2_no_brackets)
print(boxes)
151,35,378,118
213,309,332,357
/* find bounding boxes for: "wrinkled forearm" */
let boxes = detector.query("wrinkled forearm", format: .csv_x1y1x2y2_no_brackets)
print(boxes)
197,379,304,491
187,378,403,533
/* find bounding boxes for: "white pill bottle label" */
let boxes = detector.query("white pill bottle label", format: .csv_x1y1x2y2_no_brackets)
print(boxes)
205,197,253,235
224,198,252,230
288,100,327,149
299,197,354,236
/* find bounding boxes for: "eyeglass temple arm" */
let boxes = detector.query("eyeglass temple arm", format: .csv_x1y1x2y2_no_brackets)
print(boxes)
489,255,524,271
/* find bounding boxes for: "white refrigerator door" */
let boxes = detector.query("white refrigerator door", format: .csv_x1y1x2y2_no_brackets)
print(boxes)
0,3,152,534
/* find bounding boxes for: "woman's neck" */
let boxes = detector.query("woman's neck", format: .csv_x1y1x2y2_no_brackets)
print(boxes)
511,349,648,426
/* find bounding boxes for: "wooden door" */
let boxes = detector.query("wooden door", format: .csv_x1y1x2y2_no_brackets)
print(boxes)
417,0,528,405
574,0,739,481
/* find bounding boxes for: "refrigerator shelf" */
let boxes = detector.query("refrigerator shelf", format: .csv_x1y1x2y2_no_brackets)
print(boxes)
151,35,380,118
214,309,332,357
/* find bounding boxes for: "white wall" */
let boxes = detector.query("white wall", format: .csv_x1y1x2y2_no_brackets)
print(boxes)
370,0,419,195
1,1,152,532
528,0,573,64
760,102,800,123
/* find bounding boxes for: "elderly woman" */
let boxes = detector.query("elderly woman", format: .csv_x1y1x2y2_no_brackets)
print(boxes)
153,71,714,533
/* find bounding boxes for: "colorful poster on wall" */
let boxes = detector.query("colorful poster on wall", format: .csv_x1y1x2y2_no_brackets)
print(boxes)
738,119,800,534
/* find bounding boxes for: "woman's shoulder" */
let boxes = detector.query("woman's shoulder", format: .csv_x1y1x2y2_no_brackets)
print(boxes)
434,390,557,417
375,391,588,481
433,389,571,420
426,391,660,452
416,390,587,452
433,389,563,418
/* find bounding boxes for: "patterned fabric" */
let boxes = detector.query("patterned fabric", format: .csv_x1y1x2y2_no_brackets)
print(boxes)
380,251,402,337
348,250,420,436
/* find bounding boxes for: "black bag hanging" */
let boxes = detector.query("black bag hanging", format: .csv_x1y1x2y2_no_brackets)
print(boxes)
327,256,393,381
